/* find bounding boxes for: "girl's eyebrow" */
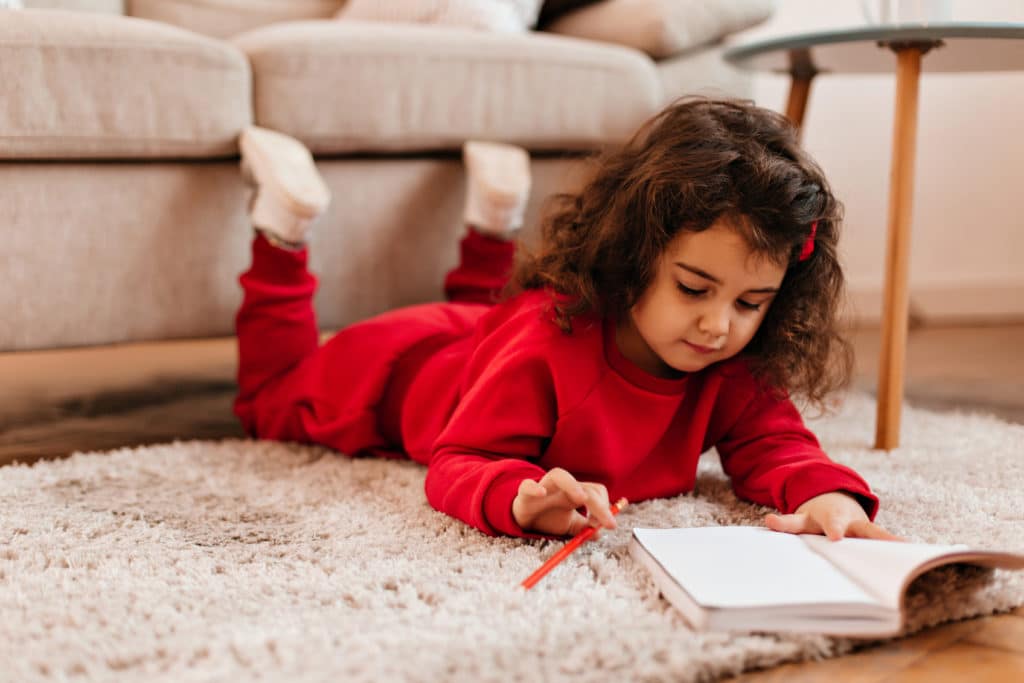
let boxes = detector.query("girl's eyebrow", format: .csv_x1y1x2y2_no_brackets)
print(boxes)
673,262,780,294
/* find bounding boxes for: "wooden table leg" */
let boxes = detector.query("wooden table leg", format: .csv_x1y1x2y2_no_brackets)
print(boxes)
875,46,925,450
785,70,814,138
783,50,817,136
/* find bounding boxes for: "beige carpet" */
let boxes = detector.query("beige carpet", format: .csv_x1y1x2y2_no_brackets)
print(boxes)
2,394,1022,682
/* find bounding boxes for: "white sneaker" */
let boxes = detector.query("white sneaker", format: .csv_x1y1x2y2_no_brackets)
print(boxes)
462,140,531,238
239,126,331,247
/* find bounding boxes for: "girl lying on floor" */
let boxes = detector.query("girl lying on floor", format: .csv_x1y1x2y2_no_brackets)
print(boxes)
231,97,898,542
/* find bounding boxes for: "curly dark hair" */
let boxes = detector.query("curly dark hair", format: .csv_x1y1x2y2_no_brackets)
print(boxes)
509,97,853,410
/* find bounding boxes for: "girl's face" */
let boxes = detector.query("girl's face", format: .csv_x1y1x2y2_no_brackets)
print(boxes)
616,220,786,377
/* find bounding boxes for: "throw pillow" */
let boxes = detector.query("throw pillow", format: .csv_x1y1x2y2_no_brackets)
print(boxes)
337,0,545,33
20,0,124,9
536,0,602,28
546,0,775,59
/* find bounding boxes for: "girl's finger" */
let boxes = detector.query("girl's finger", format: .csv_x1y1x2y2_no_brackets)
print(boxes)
564,510,592,537
820,516,847,541
764,512,814,535
580,483,616,529
850,520,904,542
541,468,587,505
517,479,547,498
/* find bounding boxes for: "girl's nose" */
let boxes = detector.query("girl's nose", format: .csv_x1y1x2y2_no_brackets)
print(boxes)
699,304,730,338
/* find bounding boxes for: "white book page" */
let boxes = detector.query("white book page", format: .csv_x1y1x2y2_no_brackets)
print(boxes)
632,527,879,609
802,536,971,609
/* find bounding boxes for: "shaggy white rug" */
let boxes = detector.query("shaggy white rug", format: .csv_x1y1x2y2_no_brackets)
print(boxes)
1,394,1022,682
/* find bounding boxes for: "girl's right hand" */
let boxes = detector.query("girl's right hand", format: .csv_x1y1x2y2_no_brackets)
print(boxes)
511,468,618,537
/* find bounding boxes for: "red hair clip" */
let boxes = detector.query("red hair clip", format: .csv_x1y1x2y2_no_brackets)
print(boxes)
798,220,818,262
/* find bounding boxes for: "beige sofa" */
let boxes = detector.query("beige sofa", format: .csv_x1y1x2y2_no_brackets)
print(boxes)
1,0,773,352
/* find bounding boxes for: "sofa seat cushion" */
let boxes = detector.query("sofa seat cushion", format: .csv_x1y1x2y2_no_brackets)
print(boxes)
0,9,250,160
233,20,662,154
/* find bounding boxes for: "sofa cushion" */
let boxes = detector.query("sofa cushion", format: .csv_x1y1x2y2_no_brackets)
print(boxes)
546,0,775,59
23,0,124,12
336,0,544,33
126,0,344,39
0,9,251,160
233,20,661,154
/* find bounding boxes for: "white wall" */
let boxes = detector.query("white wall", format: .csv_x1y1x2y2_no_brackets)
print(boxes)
731,1,1024,323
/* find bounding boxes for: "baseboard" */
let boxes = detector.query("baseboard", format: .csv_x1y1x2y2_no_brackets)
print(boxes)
845,281,1024,326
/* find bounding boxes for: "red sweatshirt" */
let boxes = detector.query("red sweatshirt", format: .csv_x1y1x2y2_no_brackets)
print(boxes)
387,289,878,538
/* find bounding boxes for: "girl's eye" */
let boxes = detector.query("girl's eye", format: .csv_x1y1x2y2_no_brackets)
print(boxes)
677,282,765,311
677,283,706,297
737,300,763,312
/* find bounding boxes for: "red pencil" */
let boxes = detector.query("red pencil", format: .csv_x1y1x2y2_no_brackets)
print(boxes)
520,497,629,589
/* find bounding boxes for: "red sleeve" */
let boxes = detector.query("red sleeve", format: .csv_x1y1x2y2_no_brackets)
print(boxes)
425,338,558,538
713,377,879,519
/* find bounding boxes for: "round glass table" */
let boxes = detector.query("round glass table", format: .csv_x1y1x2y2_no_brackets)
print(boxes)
725,23,1024,449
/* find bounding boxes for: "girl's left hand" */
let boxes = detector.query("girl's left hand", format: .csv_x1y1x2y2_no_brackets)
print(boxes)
765,491,903,542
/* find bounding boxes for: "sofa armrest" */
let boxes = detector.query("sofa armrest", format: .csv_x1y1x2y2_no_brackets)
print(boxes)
543,0,775,60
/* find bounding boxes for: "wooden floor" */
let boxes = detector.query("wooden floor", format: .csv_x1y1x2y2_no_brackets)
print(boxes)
1,323,1023,681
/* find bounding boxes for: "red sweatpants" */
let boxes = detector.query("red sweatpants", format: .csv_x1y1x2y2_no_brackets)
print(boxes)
233,229,515,458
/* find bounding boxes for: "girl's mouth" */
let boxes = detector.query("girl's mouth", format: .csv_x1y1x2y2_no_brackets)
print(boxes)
684,341,718,354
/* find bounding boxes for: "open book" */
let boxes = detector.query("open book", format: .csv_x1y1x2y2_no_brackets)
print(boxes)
629,526,1024,637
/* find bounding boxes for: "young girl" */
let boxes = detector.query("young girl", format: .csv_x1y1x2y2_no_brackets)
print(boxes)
233,98,898,542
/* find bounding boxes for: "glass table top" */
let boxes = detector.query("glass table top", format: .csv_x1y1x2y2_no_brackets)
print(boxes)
725,22,1024,74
